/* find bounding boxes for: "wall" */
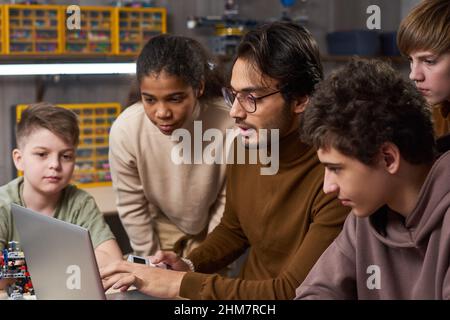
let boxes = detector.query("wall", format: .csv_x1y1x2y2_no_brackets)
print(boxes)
0,75,134,184
0,0,416,184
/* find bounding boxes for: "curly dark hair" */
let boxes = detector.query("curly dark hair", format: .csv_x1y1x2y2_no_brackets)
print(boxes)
235,21,323,103
300,58,436,165
136,34,224,101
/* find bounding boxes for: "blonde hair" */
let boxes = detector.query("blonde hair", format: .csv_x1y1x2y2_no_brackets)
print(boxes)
16,102,79,148
397,0,450,56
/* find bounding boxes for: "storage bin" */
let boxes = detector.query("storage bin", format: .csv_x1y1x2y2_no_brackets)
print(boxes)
327,30,381,56
380,31,401,56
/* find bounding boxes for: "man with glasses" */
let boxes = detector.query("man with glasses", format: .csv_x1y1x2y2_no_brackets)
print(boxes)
101,21,349,300
222,87,283,149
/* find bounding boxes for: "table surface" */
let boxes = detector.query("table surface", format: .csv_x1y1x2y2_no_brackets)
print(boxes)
80,186,117,215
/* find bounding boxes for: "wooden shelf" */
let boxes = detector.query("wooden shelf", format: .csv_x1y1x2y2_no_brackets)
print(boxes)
1,4,166,56
35,27,58,30
120,40,141,43
117,7,166,55
63,6,115,54
5,4,61,54
35,40,58,43
66,39,87,43
0,5,3,54
87,27,111,31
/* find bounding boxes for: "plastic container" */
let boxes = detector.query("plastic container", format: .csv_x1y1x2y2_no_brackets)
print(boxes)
327,30,381,56
380,32,401,56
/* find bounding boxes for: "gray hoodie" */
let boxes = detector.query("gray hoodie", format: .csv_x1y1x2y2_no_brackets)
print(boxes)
295,151,450,299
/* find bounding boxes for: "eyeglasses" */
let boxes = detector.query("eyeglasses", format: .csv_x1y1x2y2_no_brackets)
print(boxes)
221,87,281,113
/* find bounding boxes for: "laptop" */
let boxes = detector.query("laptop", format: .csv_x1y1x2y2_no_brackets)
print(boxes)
11,203,156,300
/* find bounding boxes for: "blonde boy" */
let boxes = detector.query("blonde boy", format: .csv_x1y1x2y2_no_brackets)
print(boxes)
0,103,122,289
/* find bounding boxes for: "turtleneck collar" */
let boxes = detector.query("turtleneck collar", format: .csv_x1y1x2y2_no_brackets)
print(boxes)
277,129,312,166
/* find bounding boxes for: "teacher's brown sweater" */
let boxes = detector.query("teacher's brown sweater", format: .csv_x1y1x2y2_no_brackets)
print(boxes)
180,131,350,299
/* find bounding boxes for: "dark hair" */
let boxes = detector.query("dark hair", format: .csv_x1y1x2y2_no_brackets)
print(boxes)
235,21,323,103
398,0,450,56
16,102,79,148
136,34,224,101
300,59,436,165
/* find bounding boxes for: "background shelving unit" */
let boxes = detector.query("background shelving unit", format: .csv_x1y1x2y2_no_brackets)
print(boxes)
5,4,62,55
0,5,166,57
64,6,116,55
15,103,122,188
0,6,4,54
117,7,166,55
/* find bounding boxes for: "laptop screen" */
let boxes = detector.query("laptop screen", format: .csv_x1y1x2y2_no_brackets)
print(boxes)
11,203,106,300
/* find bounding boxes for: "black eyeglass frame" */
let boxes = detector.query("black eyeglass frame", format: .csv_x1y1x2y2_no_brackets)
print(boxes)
221,87,282,113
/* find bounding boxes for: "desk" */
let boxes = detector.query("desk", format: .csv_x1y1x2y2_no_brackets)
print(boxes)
80,186,117,216
81,186,133,254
